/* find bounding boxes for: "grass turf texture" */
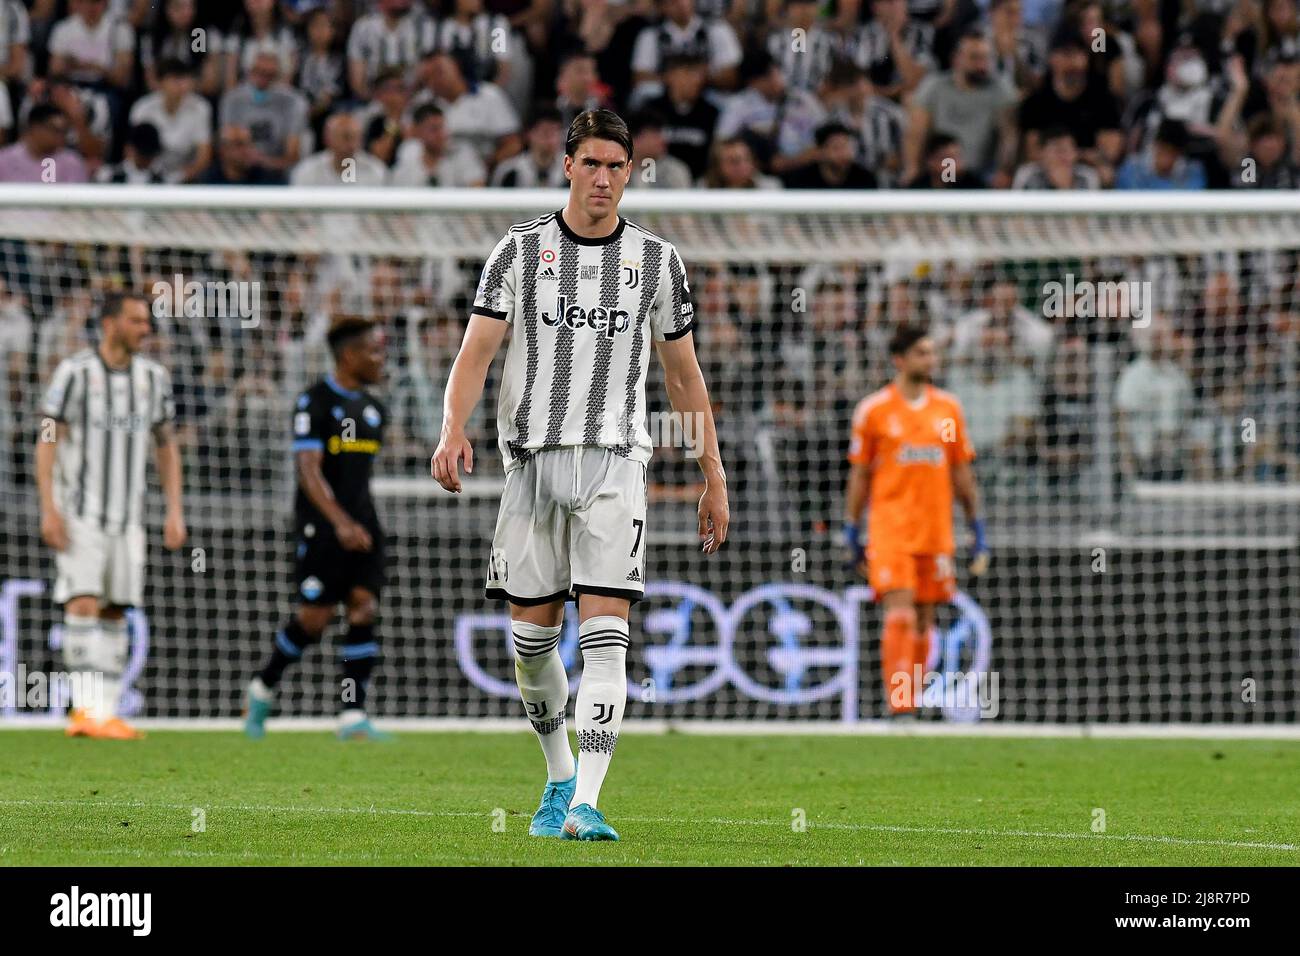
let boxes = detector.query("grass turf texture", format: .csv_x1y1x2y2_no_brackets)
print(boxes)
0,731,1296,866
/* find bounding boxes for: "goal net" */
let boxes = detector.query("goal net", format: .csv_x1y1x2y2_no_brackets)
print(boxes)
0,188,1296,725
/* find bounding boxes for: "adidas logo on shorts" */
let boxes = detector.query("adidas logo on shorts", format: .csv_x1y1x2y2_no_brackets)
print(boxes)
625,568,641,583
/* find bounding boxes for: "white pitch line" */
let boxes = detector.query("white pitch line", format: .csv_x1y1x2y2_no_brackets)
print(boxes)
1,798,1293,853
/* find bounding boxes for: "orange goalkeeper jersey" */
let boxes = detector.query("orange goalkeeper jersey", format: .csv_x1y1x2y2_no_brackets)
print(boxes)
847,383,975,555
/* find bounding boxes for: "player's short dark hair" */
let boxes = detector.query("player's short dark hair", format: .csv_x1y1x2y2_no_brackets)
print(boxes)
127,122,163,159
889,323,930,357
327,315,376,358
157,58,194,80
565,109,632,161
101,291,146,323
411,102,444,126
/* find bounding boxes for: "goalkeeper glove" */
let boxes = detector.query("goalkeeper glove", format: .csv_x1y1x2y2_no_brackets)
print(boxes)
843,522,864,571
968,518,990,576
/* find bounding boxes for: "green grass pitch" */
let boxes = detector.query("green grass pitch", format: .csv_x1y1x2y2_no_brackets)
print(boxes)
1,730,1296,866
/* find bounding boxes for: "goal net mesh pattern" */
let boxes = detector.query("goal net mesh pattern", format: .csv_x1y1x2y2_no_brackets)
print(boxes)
1,192,1296,723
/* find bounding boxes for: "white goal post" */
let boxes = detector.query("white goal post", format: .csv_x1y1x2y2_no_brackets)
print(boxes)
0,187,1296,728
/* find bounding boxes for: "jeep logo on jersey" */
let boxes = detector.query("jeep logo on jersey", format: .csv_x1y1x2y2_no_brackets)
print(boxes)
540,295,631,338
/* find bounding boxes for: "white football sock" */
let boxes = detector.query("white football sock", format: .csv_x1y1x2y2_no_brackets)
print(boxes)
94,617,129,721
512,621,574,782
62,615,99,714
573,615,628,809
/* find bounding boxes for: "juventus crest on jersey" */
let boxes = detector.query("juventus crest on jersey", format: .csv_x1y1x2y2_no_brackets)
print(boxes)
472,211,695,471
40,349,175,534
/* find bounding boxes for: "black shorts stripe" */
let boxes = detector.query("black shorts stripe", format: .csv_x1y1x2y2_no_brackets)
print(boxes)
485,586,571,606
569,584,644,604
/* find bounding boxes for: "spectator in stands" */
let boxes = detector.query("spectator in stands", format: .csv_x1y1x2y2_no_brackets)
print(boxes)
141,0,222,98
128,59,212,183
1017,33,1122,178
94,121,164,183
820,60,907,187
490,106,566,187
631,0,743,106
390,103,487,187
764,0,838,94
1115,118,1206,189
358,67,412,166
946,324,1040,463
0,104,88,183
411,51,521,167
0,276,32,486
201,122,285,185
701,135,782,188
642,52,718,180
847,0,935,100
1012,126,1101,188
625,109,693,188
1116,320,1200,481
904,29,1019,185
219,50,309,175
431,0,513,88
783,121,878,188
951,275,1054,368
47,0,135,93
0,0,30,91
715,49,826,176
299,7,346,142
1259,0,1300,66
347,0,430,100
17,80,108,166
989,0,1046,93
906,131,983,188
554,51,610,131
290,111,388,186
224,0,300,96
1039,334,1094,485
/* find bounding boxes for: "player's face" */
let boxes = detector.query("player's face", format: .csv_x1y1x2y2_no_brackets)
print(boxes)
895,337,937,382
565,138,631,221
106,299,153,355
350,328,387,385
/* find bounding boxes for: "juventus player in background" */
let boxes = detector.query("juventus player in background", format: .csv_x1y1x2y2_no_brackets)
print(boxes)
244,317,391,741
36,293,187,740
431,110,729,841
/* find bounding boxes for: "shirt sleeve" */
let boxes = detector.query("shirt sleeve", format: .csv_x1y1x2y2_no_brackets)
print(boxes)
650,243,695,342
41,358,79,423
291,390,326,452
846,399,874,465
471,233,518,322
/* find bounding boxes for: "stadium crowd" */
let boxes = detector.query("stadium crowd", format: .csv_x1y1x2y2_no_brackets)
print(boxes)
0,0,1295,190
2,0,1299,533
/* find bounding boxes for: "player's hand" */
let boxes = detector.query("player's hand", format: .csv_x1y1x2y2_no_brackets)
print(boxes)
163,510,187,550
430,428,473,494
333,518,373,552
697,479,729,555
842,522,866,575
41,509,69,552
968,517,990,576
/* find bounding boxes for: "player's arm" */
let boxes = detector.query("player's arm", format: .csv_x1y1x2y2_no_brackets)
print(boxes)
431,314,509,493
655,332,729,554
35,418,69,551
295,447,372,552
843,458,872,571
152,421,187,550
951,458,988,575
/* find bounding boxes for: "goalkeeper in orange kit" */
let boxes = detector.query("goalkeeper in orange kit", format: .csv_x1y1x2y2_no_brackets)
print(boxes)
842,324,988,715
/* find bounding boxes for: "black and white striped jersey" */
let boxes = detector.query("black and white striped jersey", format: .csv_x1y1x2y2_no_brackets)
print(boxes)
472,212,695,471
40,349,175,533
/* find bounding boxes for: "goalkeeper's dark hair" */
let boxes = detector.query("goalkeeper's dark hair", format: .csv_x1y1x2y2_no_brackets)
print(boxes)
101,291,147,323
889,322,930,357
565,109,632,162
327,315,376,359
